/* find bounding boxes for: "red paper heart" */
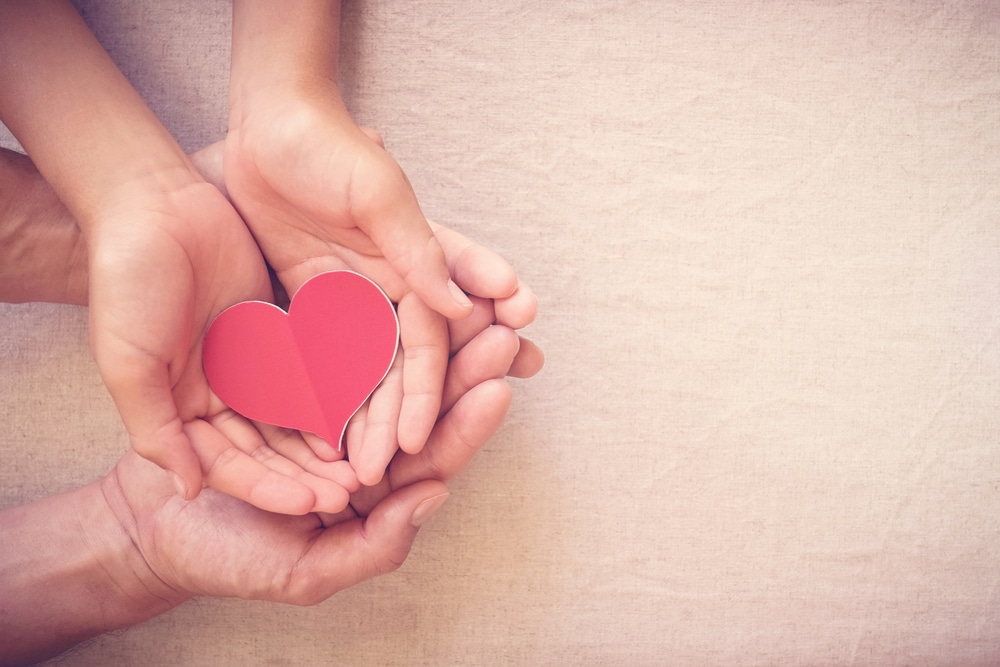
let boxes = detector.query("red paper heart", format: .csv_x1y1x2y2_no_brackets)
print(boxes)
202,271,399,448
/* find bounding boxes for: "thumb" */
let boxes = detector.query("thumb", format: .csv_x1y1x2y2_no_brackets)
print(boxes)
297,481,451,602
352,154,473,320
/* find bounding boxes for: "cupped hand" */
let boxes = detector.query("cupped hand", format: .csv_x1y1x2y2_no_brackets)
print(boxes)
224,87,457,470
101,323,523,604
86,172,357,513
218,91,543,482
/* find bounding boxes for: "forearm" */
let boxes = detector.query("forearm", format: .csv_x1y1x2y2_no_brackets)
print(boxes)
230,0,341,114
0,481,183,666
0,148,87,305
0,0,197,228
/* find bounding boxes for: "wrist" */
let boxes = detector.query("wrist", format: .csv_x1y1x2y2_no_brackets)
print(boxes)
97,467,193,614
228,78,349,146
0,478,186,664
229,0,341,120
79,160,208,240
84,481,189,621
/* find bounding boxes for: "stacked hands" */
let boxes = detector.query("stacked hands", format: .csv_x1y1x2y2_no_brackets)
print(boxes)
0,1,541,661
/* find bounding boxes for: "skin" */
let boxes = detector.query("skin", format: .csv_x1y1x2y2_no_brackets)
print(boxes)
225,0,520,475
0,0,540,494
0,144,543,496
0,0,306,508
0,3,545,658
0,148,88,305
0,148,544,666
0,322,522,666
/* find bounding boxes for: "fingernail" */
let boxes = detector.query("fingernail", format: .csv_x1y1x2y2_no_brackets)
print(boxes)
410,492,450,527
170,472,188,499
448,279,473,309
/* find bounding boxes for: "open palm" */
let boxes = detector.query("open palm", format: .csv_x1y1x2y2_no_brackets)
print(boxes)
87,180,357,514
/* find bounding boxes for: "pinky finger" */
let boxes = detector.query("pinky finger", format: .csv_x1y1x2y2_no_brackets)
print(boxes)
493,281,538,330
508,336,545,378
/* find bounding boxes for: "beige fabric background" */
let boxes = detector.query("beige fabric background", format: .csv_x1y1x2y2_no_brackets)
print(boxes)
2,1,999,665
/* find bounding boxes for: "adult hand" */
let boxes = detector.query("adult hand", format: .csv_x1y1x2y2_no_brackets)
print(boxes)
102,323,525,604
0,322,529,665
